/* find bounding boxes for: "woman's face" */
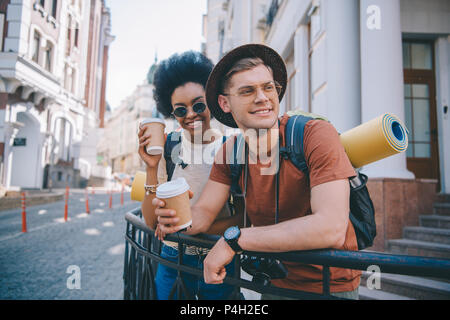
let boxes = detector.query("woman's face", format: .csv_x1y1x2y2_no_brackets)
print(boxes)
171,82,211,138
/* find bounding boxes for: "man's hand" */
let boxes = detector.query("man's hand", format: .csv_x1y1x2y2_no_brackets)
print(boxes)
203,237,236,284
152,190,194,240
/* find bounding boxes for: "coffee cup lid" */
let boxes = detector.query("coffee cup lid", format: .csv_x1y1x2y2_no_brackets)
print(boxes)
140,118,166,127
156,177,190,199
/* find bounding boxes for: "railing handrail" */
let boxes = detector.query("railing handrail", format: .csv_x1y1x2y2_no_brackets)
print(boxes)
124,209,450,280
123,207,450,300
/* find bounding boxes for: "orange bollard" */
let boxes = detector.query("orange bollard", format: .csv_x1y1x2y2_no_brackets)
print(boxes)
21,192,27,233
121,185,124,206
64,185,69,222
85,188,90,214
109,189,113,209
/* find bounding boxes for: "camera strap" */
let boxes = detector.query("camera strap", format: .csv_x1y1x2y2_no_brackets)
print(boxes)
243,143,249,228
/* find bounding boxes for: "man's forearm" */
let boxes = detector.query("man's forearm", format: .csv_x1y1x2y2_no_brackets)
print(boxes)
237,212,347,252
183,206,216,235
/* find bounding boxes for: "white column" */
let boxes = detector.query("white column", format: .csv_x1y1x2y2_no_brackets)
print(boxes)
293,25,309,112
325,0,361,133
360,0,414,179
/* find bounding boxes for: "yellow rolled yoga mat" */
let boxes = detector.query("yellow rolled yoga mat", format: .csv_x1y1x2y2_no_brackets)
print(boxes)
130,171,146,201
340,113,408,168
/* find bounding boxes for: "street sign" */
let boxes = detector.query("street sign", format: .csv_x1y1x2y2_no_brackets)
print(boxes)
13,138,26,146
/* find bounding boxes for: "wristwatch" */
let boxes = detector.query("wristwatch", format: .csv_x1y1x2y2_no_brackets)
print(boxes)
224,226,243,254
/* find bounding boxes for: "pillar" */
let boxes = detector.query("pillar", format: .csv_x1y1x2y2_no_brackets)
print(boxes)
360,0,414,179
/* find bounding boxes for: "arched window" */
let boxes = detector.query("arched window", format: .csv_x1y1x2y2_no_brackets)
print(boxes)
32,30,41,63
44,42,53,72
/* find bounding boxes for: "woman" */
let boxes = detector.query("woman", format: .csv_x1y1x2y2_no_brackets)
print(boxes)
137,51,241,300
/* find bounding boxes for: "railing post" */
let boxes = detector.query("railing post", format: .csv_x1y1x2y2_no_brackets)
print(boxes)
21,192,27,233
64,185,69,222
323,265,330,297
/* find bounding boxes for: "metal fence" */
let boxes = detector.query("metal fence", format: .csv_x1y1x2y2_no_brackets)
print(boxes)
123,207,450,300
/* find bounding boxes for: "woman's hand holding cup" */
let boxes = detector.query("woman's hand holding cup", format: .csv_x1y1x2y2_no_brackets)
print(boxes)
138,127,162,169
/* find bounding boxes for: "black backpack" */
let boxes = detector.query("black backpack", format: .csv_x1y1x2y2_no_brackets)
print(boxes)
229,114,376,250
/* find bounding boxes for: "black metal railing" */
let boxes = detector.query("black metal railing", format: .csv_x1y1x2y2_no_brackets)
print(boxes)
123,207,450,300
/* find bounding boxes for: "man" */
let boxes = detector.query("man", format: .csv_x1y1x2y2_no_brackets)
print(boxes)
154,44,361,299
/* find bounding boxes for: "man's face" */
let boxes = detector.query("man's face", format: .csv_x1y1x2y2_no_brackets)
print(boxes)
218,64,280,131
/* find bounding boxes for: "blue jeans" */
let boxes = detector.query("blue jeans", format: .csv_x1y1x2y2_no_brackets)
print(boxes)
154,244,236,300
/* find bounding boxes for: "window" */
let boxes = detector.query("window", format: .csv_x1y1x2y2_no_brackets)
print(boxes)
50,0,57,18
403,41,432,70
74,22,79,48
44,42,53,71
66,15,72,55
64,64,72,91
71,68,76,94
32,31,40,63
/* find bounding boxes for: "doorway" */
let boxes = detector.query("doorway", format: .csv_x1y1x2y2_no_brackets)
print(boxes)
402,40,440,184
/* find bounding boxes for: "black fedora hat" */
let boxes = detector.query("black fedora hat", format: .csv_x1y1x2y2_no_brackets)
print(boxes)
205,44,287,128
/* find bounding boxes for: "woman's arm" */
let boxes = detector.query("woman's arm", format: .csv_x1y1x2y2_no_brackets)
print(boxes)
138,127,163,229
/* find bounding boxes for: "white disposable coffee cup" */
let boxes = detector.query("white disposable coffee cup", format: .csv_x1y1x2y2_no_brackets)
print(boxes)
139,118,165,155
156,177,192,230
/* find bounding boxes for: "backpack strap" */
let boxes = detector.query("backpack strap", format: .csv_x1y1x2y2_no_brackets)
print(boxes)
282,114,315,174
229,134,246,196
164,131,182,181
165,132,229,182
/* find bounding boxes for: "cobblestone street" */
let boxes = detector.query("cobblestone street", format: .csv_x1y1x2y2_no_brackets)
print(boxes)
0,190,138,300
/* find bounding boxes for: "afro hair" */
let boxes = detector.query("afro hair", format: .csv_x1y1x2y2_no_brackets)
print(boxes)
152,51,214,119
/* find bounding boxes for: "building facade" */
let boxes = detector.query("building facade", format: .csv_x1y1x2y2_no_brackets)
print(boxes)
0,0,113,191
98,61,179,180
203,0,450,250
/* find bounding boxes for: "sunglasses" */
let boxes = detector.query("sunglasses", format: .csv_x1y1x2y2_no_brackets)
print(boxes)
172,102,207,118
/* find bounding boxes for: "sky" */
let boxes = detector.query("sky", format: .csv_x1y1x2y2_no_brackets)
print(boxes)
104,0,208,109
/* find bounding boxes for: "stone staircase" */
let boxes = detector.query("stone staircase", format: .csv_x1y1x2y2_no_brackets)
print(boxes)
359,195,450,300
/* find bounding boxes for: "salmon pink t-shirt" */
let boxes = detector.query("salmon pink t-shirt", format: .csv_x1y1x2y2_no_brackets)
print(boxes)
209,114,361,294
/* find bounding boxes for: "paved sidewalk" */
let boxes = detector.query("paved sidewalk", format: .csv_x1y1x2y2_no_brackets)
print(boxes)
0,190,138,299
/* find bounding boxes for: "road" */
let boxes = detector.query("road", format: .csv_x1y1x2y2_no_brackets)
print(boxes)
0,189,139,300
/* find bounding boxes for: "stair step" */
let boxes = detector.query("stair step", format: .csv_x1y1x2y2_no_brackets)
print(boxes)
358,286,414,300
437,194,450,203
361,272,450,300
387,239,450,259
420,215,450,229
404,226,450,245
434,202,450,216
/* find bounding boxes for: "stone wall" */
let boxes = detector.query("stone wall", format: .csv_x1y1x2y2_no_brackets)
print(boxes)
366,178,438,252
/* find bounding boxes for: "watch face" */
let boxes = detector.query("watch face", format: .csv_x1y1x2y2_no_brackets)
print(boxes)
225,226,239,240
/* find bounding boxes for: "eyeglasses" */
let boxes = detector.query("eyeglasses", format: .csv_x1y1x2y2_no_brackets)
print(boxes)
222,81,282,101
172,102,207,118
